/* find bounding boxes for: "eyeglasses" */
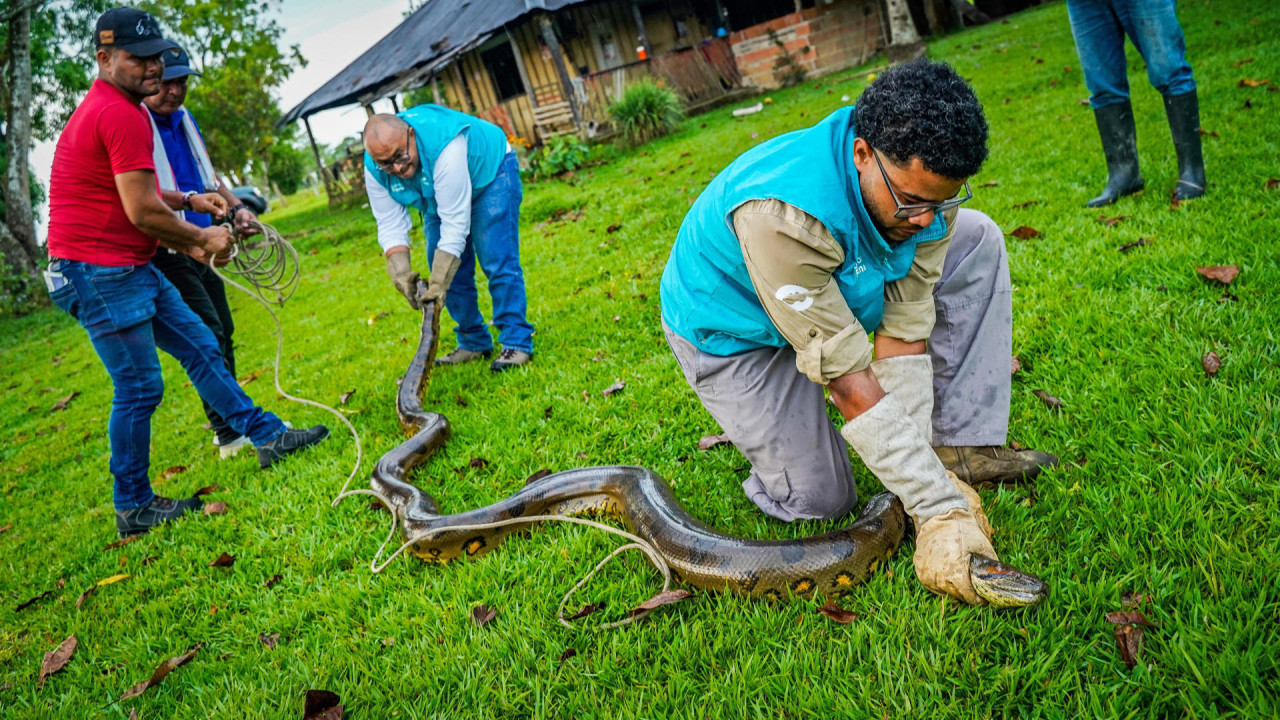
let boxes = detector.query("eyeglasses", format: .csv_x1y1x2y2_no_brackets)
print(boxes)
375,128,414,173
872,148,972,219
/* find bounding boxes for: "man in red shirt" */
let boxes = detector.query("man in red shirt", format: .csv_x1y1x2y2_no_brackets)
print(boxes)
46,7,329,538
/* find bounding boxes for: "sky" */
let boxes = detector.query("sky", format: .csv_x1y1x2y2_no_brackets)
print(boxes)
31,0,413,241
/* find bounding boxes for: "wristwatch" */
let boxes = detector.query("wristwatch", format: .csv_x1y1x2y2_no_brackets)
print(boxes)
229,203,251,220
181,190,197,211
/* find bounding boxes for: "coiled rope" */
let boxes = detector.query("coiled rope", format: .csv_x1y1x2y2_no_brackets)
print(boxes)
211,219,671,629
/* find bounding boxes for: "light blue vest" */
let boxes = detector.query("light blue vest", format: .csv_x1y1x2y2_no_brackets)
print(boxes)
659,106,948,356
364,104,508,216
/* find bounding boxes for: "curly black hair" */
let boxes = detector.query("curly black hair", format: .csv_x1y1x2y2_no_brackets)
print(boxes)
854,59,989,179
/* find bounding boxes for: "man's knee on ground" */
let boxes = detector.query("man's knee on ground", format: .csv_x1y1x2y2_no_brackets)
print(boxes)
786,479,858,521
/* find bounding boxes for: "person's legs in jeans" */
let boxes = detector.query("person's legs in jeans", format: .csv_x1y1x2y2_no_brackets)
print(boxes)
470,153,534,354
1112,0,1195,97
425,213,494,352
1067,0,1132,109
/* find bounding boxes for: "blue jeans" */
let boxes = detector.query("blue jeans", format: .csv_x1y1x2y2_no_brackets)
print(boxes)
425,152,534,354
1067,0,1197,109
48,260,285,510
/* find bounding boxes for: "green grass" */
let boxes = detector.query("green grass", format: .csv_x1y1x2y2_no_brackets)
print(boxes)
3,1,1279,716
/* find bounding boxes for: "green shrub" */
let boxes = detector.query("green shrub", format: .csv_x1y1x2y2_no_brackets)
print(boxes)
528,135,590,180
608,81,685,147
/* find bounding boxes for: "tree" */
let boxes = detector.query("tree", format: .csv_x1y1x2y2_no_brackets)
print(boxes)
885,0,922,46
265,123,311,196
141,0,305,189
1,0,109,311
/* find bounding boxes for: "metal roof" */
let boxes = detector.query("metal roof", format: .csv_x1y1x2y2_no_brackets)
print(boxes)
279,0,583,127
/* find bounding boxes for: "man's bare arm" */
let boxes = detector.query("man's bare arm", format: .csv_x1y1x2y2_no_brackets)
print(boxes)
115,170,229,253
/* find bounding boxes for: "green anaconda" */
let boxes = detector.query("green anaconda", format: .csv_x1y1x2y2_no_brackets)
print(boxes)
370,298,1047,607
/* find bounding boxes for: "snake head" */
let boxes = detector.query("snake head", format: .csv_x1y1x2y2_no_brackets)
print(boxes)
969,554,1049,609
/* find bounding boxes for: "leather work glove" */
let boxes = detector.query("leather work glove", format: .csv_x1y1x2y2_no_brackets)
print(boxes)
385,250,421,310
913,506,998,606
417,248,462,308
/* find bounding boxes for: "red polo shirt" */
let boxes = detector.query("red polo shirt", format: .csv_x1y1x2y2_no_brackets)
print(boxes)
46,80,159,266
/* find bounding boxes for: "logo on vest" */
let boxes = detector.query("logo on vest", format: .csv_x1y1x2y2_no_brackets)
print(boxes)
775,284,815,313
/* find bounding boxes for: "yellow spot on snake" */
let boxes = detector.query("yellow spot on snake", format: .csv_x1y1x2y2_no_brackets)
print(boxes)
835,572,855,587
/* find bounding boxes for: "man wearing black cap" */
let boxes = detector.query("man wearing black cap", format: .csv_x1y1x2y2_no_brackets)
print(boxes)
45,8,329,538
145,44,262,459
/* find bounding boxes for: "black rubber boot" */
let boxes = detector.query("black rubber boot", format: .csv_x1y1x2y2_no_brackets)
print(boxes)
1086,101,1145,207
1163,90,1207,202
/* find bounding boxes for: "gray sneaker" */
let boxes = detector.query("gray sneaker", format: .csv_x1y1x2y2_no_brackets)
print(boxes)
490,348,532,373
257,424,330,469
435,347,492,366
115,495,204,538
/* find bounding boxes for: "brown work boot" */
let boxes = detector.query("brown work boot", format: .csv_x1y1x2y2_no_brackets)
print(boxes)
434,347,492,367
935,446,1058,488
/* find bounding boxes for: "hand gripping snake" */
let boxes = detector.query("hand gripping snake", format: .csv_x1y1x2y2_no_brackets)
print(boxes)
370,297,1048,613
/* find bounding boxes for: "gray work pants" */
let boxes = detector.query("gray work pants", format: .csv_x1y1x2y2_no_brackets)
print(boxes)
663,209,1012,522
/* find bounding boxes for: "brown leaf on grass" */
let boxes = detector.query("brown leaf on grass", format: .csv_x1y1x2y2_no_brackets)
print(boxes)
1197,128,1220,138
606,224,622,233
16,590,54,612
1009,225,1041,239
525,468,553,485
628,589,694,620
209,552,236,568
104,535,143,551
1107,610,1158,627
1237,78,1270,88
49,391,80,413
567,601,606,620
1097,214,1132,227
194,483,223,497
1265,178,1280,190
468,457,490,470
472,604,498,628
1234,57,1255,67
0,523,11,534
1118,237,1152,253
264,574,283,589
75,586,97,609
338,390,355,405
260,633,280,649
817,599,859,624
1033,390,1063,409
1011,200,1039,209
140,556,159,566
1010,356,1022,375
454,394,468,407
1122,591,1152,607
543,406,553,419
159,465,187,480
38,635,77,687
698,433,732,450
557,648,578,665
979,180,999,188
1009,440,1027,451
120,643,201,700
1169,191,1181,210
1202,352,1221,377
1196,265,1240,285
203,502,228,516
1114,624,1144,667
304,689,344,720
601,380,626,398
238,369,262,386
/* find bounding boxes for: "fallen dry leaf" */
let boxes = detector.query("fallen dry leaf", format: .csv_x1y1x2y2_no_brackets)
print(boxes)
567,602,606,621
159,465,187,480
264,574,283,589
468,457,490,470
1011,200,1039,209
1009,225,1041,240
365,312,390,326
203,502,228,516
1011,356,1022,375
1106,611,1158,627
557,648,578,665
38,635,77,687
1033,390,1063,409
1201,352,1221,377
455,394,468,407
140,556,159,566
209,552,236,568
817,599,859,624
238,370,262,386
120,644,201,700
194,484,223,497
103,535,142,551
75,586,97,609
0,523,11,534
698,433,732,450
1118,237,1152,253
1114,624,1144,668
979,180,999,188
472,604,498,628
601,380,626,398
1266,178,1280,190
606,224,622,233
1122,591,1152,607
49,391,80,413
304,689,344,720
1098,214,1131,227
16,590,53,612
1196,265,1240,285
628,589,694,620
525,468,554,485
260,633,280,649
338,390,355,405
543,406,552,419
1197,128,1220,138
1234,57,1255,67
1237,78,1270,88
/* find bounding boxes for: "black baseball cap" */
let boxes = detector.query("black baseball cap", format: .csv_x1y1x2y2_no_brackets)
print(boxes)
161,46,201,80
94,7,177,58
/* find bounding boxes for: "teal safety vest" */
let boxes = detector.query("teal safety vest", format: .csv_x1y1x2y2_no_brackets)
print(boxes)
659,106,948,356
363,104,509,216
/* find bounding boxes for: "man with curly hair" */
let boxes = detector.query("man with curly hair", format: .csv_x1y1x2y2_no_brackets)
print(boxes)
659,60,1056,605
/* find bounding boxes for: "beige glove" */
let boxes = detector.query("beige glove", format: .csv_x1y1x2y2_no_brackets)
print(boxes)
386,251,421,310
418,248,461,307
914,507,998,605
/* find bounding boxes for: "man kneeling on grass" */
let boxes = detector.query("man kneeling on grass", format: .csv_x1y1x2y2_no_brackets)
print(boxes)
659,60,1057,605
44,8,329,538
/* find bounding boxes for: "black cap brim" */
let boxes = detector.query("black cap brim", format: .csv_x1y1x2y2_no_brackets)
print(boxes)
117,36,179,59
162,65,201,80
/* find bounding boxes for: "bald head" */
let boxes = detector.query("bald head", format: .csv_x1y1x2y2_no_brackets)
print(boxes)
364,113,417,177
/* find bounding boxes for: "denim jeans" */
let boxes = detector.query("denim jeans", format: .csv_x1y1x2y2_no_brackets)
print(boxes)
1067,0,1197,109
48,260,285,510
425,151,534,354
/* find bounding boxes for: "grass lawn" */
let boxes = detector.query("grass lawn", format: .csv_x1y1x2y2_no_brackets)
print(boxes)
3,0,1279,716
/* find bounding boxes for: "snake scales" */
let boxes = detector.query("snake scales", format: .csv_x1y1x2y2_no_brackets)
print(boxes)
370,298,1046,608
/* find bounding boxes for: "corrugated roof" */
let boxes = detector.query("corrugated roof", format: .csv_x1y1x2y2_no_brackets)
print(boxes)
280,0,581,126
